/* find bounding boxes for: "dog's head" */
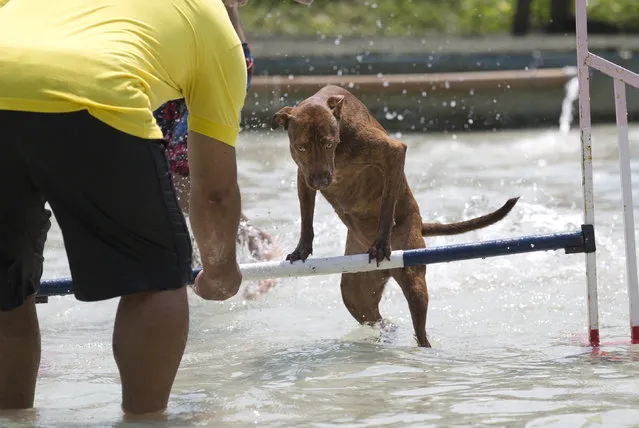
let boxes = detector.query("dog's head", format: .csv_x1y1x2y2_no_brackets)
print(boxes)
271,95,344,190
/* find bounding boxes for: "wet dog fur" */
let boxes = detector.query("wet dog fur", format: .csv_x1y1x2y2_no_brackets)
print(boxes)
272,85,519,347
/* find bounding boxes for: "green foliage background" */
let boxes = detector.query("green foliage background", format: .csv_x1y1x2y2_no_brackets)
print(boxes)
239,0,639,36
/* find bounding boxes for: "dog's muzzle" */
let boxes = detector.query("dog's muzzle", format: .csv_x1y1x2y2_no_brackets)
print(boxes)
308,172,332,189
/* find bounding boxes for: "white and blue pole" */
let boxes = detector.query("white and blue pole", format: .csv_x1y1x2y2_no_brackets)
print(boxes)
38,226,594,299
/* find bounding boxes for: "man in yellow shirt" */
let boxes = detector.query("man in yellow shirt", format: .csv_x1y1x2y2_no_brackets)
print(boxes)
0,0,248,416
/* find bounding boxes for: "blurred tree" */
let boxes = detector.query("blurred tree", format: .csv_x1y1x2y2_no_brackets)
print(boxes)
238,0,639,37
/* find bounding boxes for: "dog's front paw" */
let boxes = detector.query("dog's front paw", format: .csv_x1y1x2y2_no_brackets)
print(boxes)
286,245,313,263
367,237,391,267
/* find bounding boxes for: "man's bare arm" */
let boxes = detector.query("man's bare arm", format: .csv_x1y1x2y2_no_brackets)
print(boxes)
222,0,248,7
225,4,246,43
187,131,241,274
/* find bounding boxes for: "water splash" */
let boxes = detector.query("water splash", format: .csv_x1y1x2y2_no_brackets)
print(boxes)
559,76,579,134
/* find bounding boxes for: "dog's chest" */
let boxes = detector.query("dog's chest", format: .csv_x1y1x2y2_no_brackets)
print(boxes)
321,167,384,216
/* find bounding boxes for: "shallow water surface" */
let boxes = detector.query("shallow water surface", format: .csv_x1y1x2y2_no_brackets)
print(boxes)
4,125,639,427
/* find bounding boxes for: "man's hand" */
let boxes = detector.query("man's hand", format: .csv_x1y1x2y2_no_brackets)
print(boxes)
193,262,242,301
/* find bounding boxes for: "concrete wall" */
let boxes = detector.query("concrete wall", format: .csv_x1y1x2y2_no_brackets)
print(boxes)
241,34,639,132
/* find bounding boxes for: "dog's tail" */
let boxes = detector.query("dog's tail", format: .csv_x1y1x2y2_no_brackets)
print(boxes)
421,197,519,237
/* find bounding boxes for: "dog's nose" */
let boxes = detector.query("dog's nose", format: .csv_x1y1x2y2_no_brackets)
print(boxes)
310,173,331,189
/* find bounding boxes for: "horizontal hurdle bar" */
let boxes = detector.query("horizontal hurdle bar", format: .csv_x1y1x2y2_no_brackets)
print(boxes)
585,53,639,90
37,225,595,299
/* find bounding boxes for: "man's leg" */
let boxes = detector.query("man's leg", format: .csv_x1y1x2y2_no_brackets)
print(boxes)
0,110,51,410
21,111,193,416
113,287,188,414
0,296,41,409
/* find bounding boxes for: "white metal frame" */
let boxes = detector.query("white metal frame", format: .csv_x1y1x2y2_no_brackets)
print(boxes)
576,0,639,345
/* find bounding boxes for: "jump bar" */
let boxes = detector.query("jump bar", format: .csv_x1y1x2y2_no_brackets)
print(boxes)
37,225,595,299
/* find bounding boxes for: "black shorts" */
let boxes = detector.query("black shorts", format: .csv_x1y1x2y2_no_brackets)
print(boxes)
0,110,192,311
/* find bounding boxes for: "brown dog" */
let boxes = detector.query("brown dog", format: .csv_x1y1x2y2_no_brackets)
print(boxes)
271,85,518,347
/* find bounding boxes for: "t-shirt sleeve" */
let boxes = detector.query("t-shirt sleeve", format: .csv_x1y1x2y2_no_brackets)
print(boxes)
182,41,247,147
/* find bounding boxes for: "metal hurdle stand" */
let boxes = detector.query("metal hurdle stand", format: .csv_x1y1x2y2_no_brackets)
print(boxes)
574,0,639,345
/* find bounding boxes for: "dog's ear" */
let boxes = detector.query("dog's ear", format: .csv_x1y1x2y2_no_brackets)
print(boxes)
271,106,293,130
326,95,344,120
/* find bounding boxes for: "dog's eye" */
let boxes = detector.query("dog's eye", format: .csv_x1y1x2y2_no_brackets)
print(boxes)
325,143,333,149
296,145,306,152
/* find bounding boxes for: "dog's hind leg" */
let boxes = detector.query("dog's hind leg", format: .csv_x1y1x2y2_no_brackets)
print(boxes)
390,265,431,347
340,270,390,325
340,231,390,325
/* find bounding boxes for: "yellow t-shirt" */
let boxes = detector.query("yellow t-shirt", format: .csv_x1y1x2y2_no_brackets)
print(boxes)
0,0,247,146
